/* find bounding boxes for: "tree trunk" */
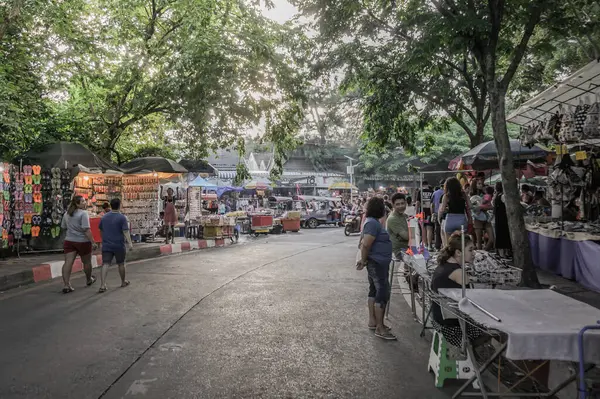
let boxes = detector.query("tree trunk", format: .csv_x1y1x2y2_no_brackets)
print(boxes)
470,120,486,148
489,89,540,288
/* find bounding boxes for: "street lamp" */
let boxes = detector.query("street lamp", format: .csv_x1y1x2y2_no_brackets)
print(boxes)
344,155,360,203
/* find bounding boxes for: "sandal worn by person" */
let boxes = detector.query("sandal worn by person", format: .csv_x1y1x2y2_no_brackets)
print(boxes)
86,276,97,286
62,287,75,294
121,280,130,288
98,286,107,293
375,330,397,340
369,325,392,331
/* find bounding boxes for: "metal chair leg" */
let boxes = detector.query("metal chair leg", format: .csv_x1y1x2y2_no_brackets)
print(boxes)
386,259,396,319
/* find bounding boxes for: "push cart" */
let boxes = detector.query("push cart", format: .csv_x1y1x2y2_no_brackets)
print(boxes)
250,214,273,237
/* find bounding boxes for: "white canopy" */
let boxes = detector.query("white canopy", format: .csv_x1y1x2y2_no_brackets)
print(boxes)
507,60,600,126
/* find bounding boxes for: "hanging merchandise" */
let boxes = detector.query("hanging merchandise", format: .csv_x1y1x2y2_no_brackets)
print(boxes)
583,100,600,139
558,106,577,143
1,163,11,248
91,175,121,213
121,175,160,235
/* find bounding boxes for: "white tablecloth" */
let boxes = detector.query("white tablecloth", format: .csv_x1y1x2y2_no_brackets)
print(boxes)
438,288,600,363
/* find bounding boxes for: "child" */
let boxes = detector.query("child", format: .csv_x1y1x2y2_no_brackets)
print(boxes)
482,186,494,212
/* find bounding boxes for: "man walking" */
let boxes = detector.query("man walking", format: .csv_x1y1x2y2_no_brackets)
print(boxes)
431,184,445,250
416,181,434,251
98,198,133,293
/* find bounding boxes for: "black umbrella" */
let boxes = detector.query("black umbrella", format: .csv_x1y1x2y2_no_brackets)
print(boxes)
458,139,549,170
121,157,188,174
20,142,120,171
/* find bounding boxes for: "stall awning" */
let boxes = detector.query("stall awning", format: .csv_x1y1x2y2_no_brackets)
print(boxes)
508,60,600,126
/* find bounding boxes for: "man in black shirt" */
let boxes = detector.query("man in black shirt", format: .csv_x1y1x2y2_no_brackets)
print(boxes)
416,181,434,251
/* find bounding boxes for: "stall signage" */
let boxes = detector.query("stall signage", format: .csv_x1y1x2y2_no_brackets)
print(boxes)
575,151,587,160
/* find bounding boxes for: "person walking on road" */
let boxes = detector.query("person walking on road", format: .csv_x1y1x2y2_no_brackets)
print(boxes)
61,195,97,293
98,198,133,293
356,197,396,340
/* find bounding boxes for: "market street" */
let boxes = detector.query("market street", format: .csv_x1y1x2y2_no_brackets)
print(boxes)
0,229,449,399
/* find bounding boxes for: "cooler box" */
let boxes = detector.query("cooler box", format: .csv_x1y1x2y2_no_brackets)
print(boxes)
90,217,102,243
252,215,273,227
282,219,301,232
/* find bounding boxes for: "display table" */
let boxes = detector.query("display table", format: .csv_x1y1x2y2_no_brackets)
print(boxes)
527,224,600,292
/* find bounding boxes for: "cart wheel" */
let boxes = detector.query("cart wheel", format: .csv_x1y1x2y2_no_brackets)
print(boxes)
253,232,260,237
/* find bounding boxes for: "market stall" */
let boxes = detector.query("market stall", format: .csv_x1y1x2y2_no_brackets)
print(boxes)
401,237,600,397
7,142,124,253
507,59,600,292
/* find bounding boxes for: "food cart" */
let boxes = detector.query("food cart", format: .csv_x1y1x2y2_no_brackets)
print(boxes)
249,213,273,236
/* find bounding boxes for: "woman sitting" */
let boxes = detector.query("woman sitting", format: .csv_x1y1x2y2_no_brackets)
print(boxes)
430,232,483,347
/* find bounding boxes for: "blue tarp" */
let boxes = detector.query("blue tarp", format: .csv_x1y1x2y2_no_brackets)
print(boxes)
189,176,217,189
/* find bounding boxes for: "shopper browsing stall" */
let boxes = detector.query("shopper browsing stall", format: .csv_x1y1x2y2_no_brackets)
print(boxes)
98,198,133,293
356,197,395,341
163,188,177,244
386,193,409,260
431,233,483,346
439,177,472,243
416,181,434,251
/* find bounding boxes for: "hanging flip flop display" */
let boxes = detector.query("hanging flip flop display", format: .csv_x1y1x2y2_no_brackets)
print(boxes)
0,163,6,248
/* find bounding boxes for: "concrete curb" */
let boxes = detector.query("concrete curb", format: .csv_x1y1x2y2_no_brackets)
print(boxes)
2,238,232,291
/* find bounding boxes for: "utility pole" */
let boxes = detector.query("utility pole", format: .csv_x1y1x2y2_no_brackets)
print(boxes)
344,155,357,203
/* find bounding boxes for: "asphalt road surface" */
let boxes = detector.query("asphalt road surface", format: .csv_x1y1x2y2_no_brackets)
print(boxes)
0,229,451,399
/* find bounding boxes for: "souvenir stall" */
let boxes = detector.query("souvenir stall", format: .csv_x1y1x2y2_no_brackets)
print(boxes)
400,231,600,397
121,174,161,237
16,142,123,250
186,176,218,238
507,59,600,292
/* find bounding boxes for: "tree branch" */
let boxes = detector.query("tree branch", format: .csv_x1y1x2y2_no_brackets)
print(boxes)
500,1,543,89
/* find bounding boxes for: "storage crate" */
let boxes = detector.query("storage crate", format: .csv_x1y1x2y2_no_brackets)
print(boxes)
203,226,223,239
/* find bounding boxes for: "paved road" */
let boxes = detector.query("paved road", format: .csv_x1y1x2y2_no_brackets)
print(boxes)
0,229,450,399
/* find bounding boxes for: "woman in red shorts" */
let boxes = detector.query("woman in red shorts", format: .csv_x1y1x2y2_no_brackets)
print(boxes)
61,195,98,293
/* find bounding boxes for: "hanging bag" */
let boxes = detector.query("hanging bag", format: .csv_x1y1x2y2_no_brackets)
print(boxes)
583,94,600,139
558,106,575,143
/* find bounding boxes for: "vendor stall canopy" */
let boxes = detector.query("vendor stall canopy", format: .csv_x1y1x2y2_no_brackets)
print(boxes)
508,60,600,126
453,139,549,170
20,141,121,172
121,157,188,174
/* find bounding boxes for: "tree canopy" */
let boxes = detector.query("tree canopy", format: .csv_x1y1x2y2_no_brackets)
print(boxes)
0,0,308,166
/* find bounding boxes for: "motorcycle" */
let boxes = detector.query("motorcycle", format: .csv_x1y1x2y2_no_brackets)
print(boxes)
344,211,363,236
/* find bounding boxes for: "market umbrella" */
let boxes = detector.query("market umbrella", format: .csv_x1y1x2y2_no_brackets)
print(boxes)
328,181,358,190
244,178,273,190
453,139,549,170
121,157,187,174
20,141,120,171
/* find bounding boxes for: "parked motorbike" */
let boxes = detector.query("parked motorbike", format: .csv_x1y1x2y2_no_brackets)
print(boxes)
344,211,363,236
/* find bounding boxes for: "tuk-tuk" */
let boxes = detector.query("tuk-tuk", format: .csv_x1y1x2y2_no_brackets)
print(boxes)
296,195,344,228
268,196,294,216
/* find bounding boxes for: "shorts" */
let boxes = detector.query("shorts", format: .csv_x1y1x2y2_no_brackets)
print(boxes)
445,213,467,234
64,240,92,256
102,250,126,265
367,260,390,307
423,211,433,226
473,219,489,230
